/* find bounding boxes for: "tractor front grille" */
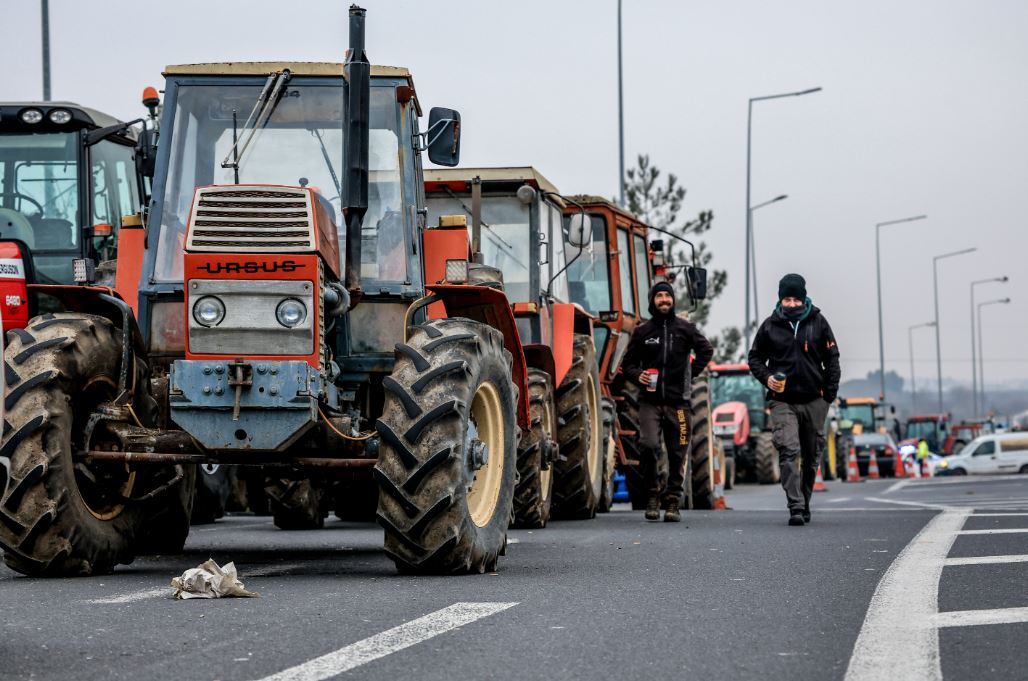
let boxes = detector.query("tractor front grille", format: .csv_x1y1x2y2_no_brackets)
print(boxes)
186,186,317,252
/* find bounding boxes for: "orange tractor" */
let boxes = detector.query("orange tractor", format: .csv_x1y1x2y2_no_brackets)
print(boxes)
424,168,607,525
0,6,531,576
559,196,716,510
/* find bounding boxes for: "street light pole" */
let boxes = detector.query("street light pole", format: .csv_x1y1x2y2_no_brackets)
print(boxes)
908,321,935,413
617,0,625,208
744,86,821,351
977,297,1011,414
875,215,927,401
41,0,51,101
932,247,977,414
749,194,788,321
970,276,1008,416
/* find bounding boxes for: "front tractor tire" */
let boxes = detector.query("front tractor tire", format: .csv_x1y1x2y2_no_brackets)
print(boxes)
754,431,780,484
688,375,717,510
375,318,518,574
552,334,604,519
511,369,556,529
0,314,156,575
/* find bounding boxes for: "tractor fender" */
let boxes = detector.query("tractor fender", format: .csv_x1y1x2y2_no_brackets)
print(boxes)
426,283,530,430
523,343,557,387
570,303,595,336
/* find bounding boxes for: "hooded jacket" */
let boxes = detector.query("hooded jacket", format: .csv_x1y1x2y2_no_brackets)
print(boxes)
621,285,714,405
748,302,841,404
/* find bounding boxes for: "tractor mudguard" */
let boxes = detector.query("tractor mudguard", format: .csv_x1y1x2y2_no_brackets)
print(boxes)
523,344,557,388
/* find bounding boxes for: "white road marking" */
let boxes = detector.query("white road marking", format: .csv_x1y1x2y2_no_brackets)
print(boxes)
973,512,1028,516
195,520,270,533
932,607,1028,628
903,474,1028,487
883,479,910,494
825,497,852,503
945,554,1028,566
956,528,1028,535
86,563,303,604
866,496,952,510
254,602,517,681
844,509,969,681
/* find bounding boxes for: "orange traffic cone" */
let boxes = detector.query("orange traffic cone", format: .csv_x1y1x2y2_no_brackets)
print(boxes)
712,447,728,510
906,456,920,478
867,450,881,479
813,464,828,492
846,447,862,482
893,450,906,478
921,458,933,478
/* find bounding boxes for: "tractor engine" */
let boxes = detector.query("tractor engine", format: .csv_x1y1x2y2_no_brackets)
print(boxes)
713,401,751,453
169,184,348,451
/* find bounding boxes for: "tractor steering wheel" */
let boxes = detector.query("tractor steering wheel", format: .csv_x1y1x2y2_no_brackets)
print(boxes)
7,192,45,217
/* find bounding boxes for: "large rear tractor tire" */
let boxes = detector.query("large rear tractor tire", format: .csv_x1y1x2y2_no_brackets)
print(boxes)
688,374,716,510
552,334,604,519
0,314,155,575
755,431,780,484
512,369,556,529
597,397,617,513
376,318,518,574
190,464,235,525
266,477,328,530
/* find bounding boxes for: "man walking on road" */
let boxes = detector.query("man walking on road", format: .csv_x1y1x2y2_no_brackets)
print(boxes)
748,274,840,526
622,282,714,522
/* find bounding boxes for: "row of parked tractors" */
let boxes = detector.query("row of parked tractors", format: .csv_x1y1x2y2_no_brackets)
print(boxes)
0,7,714,577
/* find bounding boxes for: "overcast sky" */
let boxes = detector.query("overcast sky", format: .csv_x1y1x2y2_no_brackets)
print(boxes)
2,0,1025,390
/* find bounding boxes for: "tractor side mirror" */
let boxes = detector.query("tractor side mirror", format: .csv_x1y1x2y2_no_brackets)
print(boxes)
427,107,461,167
567,213,590,248
687,266,707,300
135,126,158,180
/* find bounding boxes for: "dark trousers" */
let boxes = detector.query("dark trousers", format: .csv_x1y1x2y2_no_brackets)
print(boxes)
638,401,691,502
769,399,830,512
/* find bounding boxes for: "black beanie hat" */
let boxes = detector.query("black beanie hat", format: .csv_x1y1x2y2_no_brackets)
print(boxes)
778,273,807,301
648,281,676,316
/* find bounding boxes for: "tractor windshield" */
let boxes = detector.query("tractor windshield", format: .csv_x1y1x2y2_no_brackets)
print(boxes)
153,81,406,284
0,131,80,282
838,404,876,430
564,214,611,314
905,419,942,450
711,372,764,411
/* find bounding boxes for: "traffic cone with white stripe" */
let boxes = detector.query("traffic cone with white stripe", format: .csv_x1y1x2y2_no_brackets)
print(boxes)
921,458,933,478
906,456,920,478
712,445,728,510
867,450,881,479
846,447,862,482
813,463,827,492
893,449,906,478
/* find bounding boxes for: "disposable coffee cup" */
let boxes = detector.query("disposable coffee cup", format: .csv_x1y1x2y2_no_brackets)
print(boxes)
772,372,787,393
644,368,659,392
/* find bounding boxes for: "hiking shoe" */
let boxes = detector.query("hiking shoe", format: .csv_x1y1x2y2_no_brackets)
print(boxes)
788,512,805,526
664,497,681,523
644,496,660,521
802,508,811,523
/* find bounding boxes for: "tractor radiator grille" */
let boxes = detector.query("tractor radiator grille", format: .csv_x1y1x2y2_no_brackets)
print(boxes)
186,186,317,252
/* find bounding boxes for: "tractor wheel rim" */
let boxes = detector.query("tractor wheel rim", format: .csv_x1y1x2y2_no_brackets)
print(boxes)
75,375,135,521
467,381,504,528
586,373,601,485
539,400,553,503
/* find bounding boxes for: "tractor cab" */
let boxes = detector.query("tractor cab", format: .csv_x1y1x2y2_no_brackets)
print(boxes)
0,102,143,326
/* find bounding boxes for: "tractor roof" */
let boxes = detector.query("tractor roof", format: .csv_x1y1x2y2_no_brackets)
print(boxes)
424,167,561,197
842,397,879,405
162,62,421,113
0,101,123,129
565,194,646,224
710,363,750,373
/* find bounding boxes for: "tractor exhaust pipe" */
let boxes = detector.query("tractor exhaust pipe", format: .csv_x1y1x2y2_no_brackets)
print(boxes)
342,4,370,293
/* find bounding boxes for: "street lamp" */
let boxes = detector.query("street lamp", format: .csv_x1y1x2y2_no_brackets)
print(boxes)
617,0,625,207
932,247,977,413
971,276,1008,416
744,86,822,350
749,194,788,320
908,321,936,413
977,297,1011,414
875,214,927,400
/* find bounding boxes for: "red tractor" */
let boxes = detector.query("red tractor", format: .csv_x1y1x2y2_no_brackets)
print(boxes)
709,363,777,485
0,7,531,577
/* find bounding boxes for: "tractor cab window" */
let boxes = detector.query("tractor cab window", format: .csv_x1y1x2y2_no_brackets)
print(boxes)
0,131,80,283
546,199,568,302
90,139,140,261
154,81,406,284
617,228,635,315
632,233,650,319
564,214,611,314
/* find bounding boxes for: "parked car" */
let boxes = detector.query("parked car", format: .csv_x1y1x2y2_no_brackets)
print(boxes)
851,432,899,477
935,433,1028,476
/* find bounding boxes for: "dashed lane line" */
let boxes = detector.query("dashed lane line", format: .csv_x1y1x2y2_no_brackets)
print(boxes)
844,509,970,681
932,607,1028,628
86,562,304,604
956,528,1028,535
945,554,1028,566
253,602,518,681
865,496,952,510
972,512,1028,517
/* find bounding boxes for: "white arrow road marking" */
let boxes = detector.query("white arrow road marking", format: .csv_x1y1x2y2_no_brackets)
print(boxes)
844,509,970,681
933,607,1028,628
253,602,518,681
945,553,1028,565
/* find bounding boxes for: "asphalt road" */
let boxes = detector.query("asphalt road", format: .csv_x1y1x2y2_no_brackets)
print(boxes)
2,475,1026,681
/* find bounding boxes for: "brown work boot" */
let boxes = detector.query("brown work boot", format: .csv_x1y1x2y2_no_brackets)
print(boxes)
664,497,681,523
644,496,660,521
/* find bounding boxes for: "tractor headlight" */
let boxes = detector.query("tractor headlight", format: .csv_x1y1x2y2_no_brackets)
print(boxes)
192,296,226,327
275,298,307,328
48,109,72,124
20,108,43,124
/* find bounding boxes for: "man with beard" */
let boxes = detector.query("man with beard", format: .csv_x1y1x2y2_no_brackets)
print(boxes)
622,282,714,522
748,274,841,526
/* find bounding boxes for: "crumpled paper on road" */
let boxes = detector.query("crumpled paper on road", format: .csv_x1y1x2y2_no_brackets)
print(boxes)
171,559,259,599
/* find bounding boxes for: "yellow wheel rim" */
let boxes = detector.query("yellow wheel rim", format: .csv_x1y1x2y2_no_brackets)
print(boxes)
585,373,601,486
467,381,505,528
539,398,553,503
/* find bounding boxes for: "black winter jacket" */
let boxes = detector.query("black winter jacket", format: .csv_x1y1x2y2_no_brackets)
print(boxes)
622,315,714,405
748,305,841,404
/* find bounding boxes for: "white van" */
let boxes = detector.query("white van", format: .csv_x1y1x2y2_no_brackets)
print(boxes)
938,433,1028,475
